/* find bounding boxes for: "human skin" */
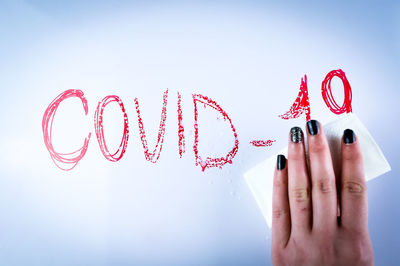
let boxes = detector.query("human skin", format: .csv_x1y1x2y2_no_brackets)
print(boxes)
271,120,374,266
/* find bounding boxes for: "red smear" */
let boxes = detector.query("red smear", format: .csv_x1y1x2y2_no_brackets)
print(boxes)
322,69,352,114
134,89,169,163
42,89,91,171
177,91,185,158
94,95,129,162
250,140,276,147
279,75,311,121
193,94,239,171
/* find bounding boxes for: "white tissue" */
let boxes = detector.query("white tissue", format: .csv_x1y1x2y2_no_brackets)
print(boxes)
244,114,391,228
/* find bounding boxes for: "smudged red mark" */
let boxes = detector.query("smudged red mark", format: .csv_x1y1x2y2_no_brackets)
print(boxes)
279,75,311,121
193,94,239,171
177,91,185,158
250,140,276,147
94,95,129,162
42,89,91,171
322,69,352,114
134,89,168,163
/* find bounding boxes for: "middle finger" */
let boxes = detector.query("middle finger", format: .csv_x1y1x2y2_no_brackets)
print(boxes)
306,120,338,233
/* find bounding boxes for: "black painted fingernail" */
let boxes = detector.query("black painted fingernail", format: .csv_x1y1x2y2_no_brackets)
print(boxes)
343,129,356,144
290,127,303,143
306,120,319,135
277,154,286,170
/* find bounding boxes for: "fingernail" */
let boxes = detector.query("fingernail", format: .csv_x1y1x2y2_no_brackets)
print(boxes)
277,154,286,170
290,127,303,143
306,120,319,135
343,129,356,144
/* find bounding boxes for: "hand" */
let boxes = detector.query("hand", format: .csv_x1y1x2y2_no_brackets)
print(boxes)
271,120,373,266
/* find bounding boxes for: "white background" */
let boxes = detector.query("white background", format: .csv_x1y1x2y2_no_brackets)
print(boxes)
0,1,399,265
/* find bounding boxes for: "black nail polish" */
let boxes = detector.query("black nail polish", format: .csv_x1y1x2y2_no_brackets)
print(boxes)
343,129,356,144
277,154,286,170
306,120,319,135
290,127,303,143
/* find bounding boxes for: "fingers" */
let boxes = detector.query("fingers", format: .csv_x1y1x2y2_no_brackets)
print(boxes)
273,122,367,251
287,127,311,236
340,129,368,234
272,155,291,248
306,120,337,232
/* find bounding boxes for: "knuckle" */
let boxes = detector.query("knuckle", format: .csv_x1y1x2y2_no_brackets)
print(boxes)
309,239,336,262
342,147,361,161
288,145,304,161
351,246,364,261
322,247,336,263
317,177,334,194
343,180,366,195
273,176,287,188
309,137,327,154
291,187,309,203
348,242,374,264
272,208,288,220
289,152,303,162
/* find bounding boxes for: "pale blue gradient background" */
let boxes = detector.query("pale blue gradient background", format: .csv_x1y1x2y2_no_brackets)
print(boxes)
0,0,399,265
